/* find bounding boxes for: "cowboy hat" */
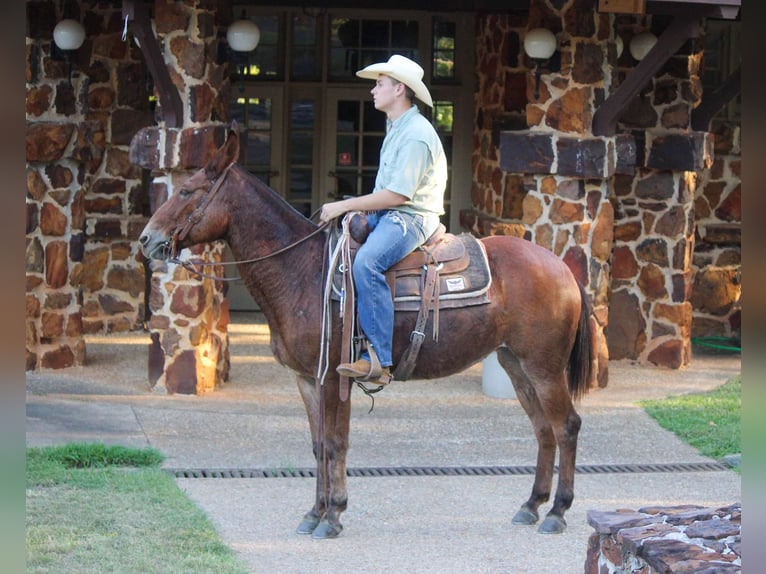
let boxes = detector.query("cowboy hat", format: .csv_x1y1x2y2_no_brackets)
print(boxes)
356,54,433,107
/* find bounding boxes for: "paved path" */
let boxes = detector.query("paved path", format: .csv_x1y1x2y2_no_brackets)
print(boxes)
26,313,742,573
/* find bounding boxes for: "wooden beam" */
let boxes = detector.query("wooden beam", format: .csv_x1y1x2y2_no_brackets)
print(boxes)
592,13,701,137
691,66,741,131
122,0,183,128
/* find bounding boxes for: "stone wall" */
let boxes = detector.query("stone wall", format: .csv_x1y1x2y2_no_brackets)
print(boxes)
692,119,741,340
586,504,741,573
26,0,232,394
464,3,739,371
26,0,153,369
463,3,620,386
127,1,232,395
605,14,712,368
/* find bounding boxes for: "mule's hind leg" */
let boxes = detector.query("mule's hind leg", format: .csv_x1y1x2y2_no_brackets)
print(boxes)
496,348,581,534
496,349,556,526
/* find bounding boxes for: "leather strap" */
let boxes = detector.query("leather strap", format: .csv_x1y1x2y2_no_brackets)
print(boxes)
338,222,356,402
392,262,440,381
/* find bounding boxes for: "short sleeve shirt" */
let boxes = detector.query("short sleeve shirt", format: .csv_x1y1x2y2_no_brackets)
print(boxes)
373,105,447,217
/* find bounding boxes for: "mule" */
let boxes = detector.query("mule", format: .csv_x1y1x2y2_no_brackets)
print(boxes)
139,123,595,538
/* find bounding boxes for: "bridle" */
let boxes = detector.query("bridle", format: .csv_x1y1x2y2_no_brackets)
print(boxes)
163,161,329,281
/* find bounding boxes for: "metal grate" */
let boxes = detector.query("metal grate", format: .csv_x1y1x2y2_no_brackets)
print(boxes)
167,461,729,479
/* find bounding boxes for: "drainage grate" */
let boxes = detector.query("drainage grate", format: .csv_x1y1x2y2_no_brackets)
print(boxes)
167,461,729,479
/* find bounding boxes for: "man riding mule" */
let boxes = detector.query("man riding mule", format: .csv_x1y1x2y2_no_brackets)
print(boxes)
139,89,594,540
319,54,448,387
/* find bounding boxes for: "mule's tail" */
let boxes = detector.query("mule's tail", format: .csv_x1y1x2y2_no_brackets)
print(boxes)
567,281,595,401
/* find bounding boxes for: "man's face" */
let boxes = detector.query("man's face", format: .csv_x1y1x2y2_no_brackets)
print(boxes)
370,74,400,112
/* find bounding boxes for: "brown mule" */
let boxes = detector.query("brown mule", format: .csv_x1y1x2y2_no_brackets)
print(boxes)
139,122,595,539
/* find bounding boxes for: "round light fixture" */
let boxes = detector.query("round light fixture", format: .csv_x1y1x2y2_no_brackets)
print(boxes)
629,31,657,61
53,19,86,51
523,28,557,61
227,19,260,53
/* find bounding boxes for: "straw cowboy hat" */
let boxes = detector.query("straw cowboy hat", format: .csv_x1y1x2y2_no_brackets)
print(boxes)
356,54,433,107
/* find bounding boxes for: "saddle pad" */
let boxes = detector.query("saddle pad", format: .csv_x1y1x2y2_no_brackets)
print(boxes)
392,233,492,312
330,233,492,311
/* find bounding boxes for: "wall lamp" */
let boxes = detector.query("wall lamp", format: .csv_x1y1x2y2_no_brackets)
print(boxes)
629,31,657,61
52,18,85,85
223,16,260,92
523,28,559,100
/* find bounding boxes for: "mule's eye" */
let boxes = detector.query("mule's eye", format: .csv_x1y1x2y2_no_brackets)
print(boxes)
178,187,192,198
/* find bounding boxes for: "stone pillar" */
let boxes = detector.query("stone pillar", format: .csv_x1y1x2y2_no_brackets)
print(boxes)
26,120,102,369
129,0,231,394
25,0,105,370
607,14,713,368
466,1,622,387
26,0,158,371
691,119,741,341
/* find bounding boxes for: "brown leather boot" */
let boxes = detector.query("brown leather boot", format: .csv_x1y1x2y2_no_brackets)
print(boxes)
336,359,372,378
336,359,392,385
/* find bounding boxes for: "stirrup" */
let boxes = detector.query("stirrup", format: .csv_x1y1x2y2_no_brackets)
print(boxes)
355,345,383,383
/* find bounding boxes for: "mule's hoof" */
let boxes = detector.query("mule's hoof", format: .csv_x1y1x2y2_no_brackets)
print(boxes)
296,514,321,535
311,519,343,539
511,507,539,525
538,515,567,534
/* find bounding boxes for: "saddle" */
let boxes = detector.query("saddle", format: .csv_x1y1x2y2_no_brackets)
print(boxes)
331,212,492,390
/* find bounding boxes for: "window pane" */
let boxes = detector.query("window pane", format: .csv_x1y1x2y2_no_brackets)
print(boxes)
329,17,419,81
361,49,390,69
246,98,271,130
433,101,454,132
363,101,386,131
291,100,314,129
362,172,377,194
392,21,419,49
250,15,281,80
289,170,312,199
336,135,358,165
336,172,358,197
292,15,319,80
362,135,383,166
433,18,456,80
290,133,313,164
363,20,389,47
337,100,360,131
246,133,271,166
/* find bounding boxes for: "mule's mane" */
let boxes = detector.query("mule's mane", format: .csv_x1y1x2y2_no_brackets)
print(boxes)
230,162,318,229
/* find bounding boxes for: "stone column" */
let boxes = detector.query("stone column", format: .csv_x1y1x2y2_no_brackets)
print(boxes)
26,0,106,370
607,14,713,368
467,0,622,387
129,0,231,394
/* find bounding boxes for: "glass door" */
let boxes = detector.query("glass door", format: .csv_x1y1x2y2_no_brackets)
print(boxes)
323,89,386,202
225,86,284,310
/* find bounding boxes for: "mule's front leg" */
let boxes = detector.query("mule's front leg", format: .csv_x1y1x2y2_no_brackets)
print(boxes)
295,375,351,539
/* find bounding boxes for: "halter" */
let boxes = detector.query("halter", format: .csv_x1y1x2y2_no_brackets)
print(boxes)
165,161,329,280
168,162,235,260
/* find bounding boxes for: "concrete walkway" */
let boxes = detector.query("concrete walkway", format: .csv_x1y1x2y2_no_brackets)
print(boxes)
26,312,741,573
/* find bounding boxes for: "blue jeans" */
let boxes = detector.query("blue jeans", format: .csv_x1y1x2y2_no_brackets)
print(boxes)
354,210,440,367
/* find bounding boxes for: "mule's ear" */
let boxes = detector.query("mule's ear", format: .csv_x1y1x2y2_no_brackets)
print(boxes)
205,123,240,175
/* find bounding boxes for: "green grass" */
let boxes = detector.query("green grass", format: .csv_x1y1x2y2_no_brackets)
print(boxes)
26,444,249,574
640,376,741,465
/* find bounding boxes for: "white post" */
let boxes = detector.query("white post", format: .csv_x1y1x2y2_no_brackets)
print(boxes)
481,351,516,399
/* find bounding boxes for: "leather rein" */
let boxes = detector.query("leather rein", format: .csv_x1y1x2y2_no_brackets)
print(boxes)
165,161,329,281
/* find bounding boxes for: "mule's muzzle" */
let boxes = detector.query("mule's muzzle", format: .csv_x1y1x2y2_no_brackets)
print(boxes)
138,232,171,260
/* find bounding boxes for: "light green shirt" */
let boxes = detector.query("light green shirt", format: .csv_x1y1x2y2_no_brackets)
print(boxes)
373,105,447,217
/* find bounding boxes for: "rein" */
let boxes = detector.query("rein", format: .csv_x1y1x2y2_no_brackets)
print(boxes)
165,161,330,280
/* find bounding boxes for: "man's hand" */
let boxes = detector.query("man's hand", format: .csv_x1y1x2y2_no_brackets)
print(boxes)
319,201,349,224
